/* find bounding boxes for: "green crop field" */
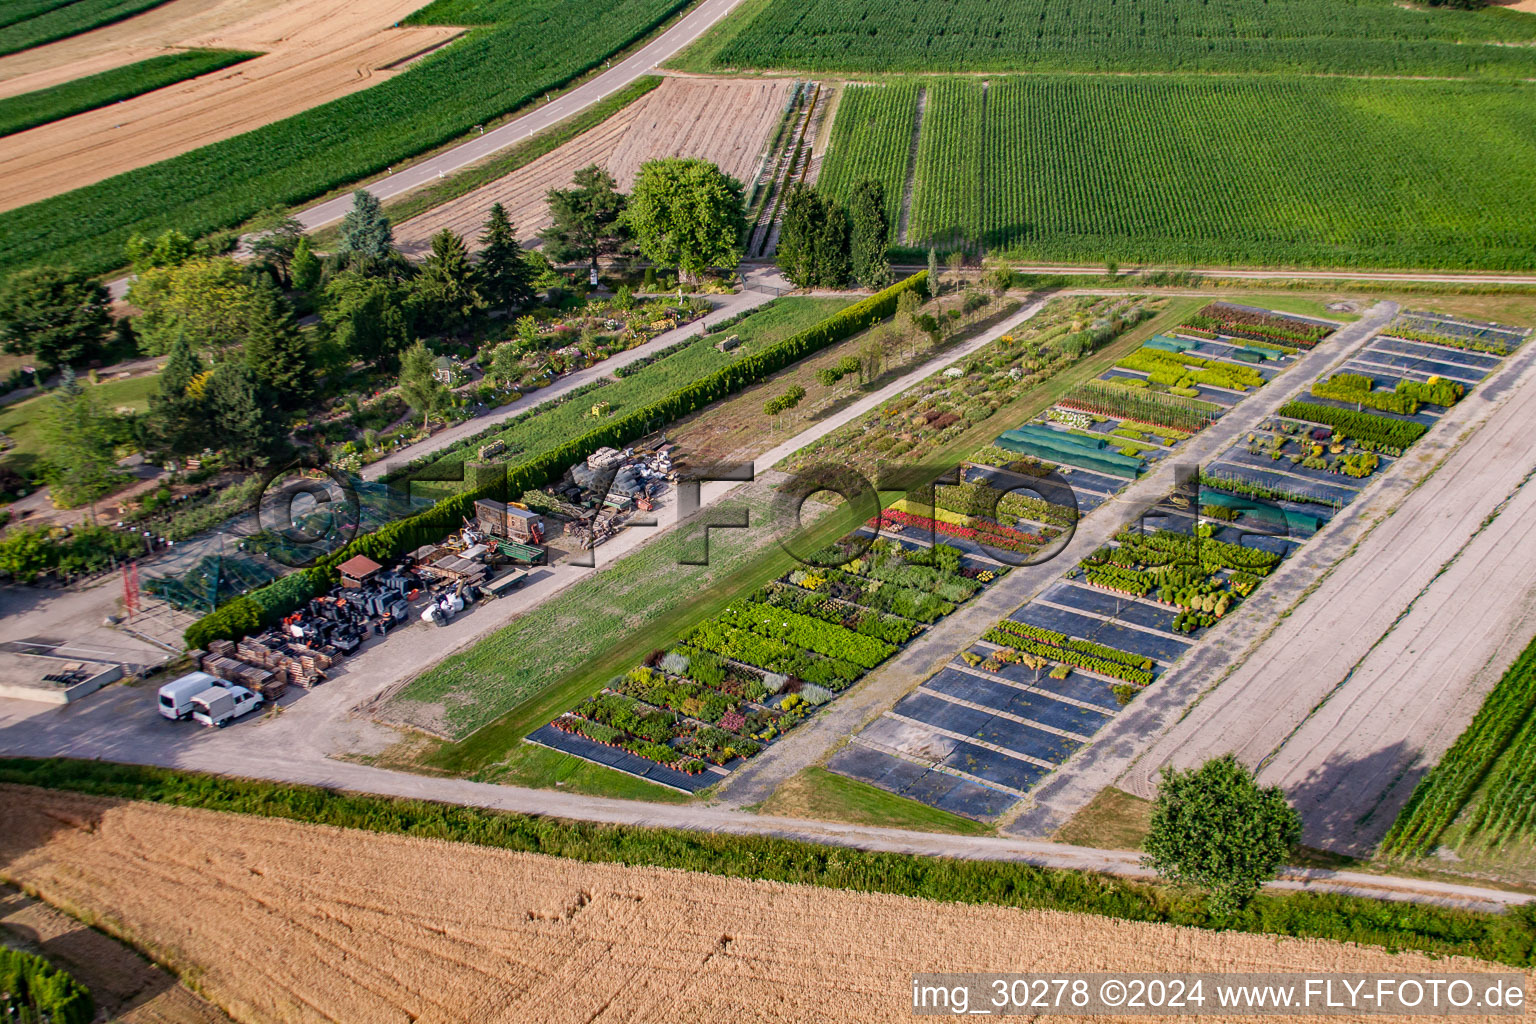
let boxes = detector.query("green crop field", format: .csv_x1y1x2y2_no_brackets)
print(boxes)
0,0,176,56
814,82,918,244
0,49,257,138
0,0,690,278
907,79,981,249
688,0,1536,76
819,75,1536,270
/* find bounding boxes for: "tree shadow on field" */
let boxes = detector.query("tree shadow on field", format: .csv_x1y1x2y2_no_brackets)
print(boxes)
1278,739,1420,859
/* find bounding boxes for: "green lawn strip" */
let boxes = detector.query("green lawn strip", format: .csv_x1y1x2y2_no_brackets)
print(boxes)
412,485,871,770
760,765,995,836
472,742,695,802
423,291,1186,777
0,0,693,278
0,0,176,57
403,297,855,493
0,49,259,138
0,372,159,474
307,75,665,252
5,759,1534,965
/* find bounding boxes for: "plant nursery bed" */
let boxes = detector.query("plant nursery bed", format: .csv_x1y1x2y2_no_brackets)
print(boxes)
1204,462,1365,507
939,739,1051,792
1010,604,1193,664
1040,581,1184,634
895,689,1086,763
925,666,1113,737
825,743,1016,820
525,725,718,793
962,644,1123,711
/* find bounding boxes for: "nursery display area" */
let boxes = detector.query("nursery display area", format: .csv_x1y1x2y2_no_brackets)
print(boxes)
527,535,1005,791
829,307,1531,821
1200,309,1527,524
829,496,1286,818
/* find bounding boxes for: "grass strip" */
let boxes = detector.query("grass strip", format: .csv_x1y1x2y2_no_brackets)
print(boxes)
3,758,1535,966
0,49,258,138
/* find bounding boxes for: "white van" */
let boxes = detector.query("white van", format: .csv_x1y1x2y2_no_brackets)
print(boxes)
158,672,223,720
190,685,262,728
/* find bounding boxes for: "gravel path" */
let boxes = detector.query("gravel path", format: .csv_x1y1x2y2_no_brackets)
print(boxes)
1118,329,1536,855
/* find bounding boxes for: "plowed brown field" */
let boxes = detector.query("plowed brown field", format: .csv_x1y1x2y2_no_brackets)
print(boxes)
0,0,456,211
0,785,1526,1024
395,76,788,256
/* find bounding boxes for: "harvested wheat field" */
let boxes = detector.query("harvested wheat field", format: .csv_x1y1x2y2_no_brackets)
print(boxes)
1,884,233,1024
1,786,1528,1024
0,0,457,210
395,76,788,257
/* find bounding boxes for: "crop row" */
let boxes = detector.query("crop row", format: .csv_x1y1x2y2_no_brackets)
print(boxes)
983,627,1154,686
1310,373,1463,416
755,584,917,645
908,79,983,247
935,480,1078,528
816,82,919,244
875,507,1045,554
1276,401,1429,452
0,0,694,276
717,600,898,669
1116,347,1267,392
1381,638,1536,856
706,0,1536,78
1060,380,1218,433
990,617,1154,671
820,75,1536,270
0,0,173,57
0,49,257,138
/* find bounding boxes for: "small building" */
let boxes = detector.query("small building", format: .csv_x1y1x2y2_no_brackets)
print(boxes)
337,554,383,588
432,355,454,385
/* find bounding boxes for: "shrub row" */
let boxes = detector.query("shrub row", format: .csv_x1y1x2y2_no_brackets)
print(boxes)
1276,400,1429,450
184,275,925,648
0,947,93,1024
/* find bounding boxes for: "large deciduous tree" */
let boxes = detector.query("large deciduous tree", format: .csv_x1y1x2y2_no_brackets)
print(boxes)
1142,754,1301,915
321,272,414,369
624,158,746,282
397,340,450,429
539,164,628,276
0,266,110,372
776,185,849,289
848,179,893,289
476,203,534,313
247,208,308,288
128,256,258,356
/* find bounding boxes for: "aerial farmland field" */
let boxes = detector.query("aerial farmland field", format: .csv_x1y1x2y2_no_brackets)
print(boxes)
4,786,1528,1024
811,75,1536,268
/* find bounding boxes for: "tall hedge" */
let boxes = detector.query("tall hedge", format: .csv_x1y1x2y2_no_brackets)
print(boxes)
183,273,928,649
0,948,93,1024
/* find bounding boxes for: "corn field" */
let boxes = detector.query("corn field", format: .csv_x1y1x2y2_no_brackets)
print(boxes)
820,74,1536,270
707,0,1536,77
1381,639,1536,856
816,82,919,244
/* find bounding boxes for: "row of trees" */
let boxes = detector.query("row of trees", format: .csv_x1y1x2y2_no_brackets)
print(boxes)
776,180,893,290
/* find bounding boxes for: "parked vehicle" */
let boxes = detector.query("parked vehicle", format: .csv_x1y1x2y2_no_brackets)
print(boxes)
189,685,262,728
158,672,223,720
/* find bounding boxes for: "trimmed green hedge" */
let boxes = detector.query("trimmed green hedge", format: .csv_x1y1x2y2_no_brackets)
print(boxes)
0,947,93,1024
183,274,928,649
4,756,1536,968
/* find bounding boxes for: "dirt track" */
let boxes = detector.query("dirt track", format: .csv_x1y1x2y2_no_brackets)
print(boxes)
0,0,454,211
1,786,1526,1024
1122,341,1536,855
395,76,787,255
